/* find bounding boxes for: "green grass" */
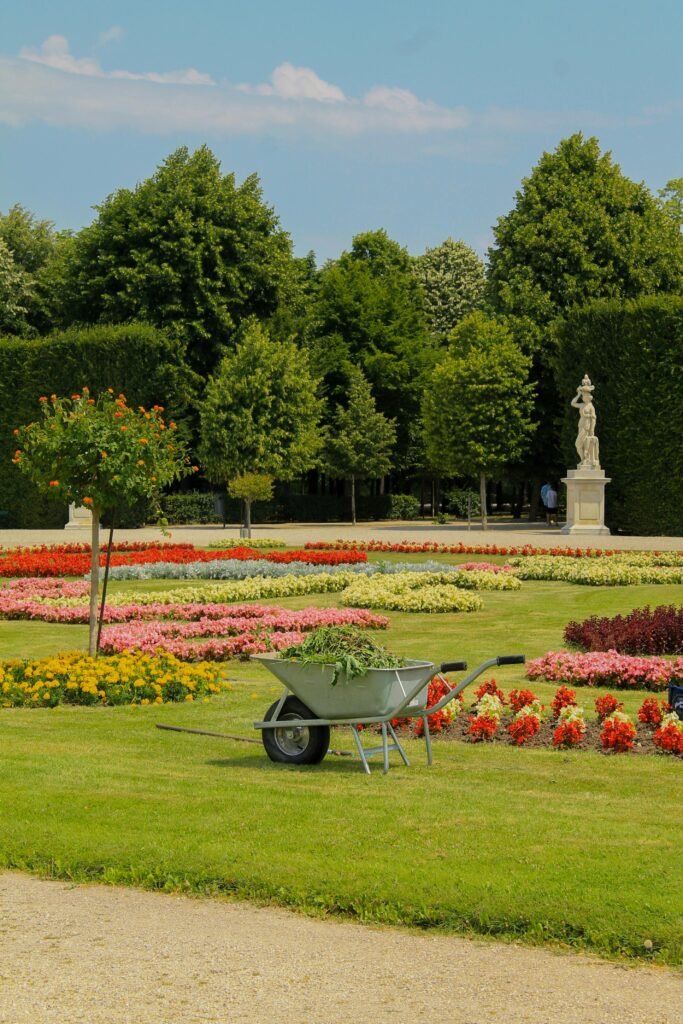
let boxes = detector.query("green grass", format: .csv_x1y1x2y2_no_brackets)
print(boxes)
1,570,682,965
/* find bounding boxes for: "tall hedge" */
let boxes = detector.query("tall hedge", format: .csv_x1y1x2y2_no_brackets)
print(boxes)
0,325,192,527
554,296,683,535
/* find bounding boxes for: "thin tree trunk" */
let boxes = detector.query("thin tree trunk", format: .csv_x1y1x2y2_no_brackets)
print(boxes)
479,471,488,531
243,499,252,537
96,519,115,657
351,475,356,525
88,509,100,657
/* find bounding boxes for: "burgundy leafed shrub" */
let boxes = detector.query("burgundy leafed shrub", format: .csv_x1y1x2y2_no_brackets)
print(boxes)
564,605,683,655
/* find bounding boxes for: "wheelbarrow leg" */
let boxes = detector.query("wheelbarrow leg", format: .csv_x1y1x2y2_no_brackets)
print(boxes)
423,715,433,766
351,725,372,775
381,723,390,774
387,723,410,767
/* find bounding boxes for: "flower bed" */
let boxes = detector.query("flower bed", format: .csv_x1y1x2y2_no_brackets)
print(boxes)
304,540,621,558
564,604,683,654
526,650,682,692
0,545,367,578
98,607,389,660
340,573,484,613
0,650,223,707
508,555,683,586
392,685,681,757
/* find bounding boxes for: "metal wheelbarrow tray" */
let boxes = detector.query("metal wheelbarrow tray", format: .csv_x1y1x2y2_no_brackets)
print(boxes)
252,652,525,774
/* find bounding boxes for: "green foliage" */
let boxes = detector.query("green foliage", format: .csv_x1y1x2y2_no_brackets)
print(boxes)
280,625,405,683
159,492,219,525
488,134,683,332
387,493,421,520
14,388,193,518
0,324,191,527
60,146,294,376
413,238,486,338
198,321,323,483
0,238,32,335
227,473,274,504
0,204,70,335
423,313,535,491
444,489,482,518
324,370,396,481
554,295,683,535
312,229,435,470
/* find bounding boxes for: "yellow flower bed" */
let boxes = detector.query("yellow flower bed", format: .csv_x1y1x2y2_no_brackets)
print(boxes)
0,650,224,708
340,573,484,613
107,572,356,606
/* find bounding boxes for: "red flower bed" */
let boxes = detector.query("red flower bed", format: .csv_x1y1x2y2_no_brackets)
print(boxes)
468,714,499,741
551,685,577,718
637,697,670,726
552,720,584,748
600,717,637,753
594,694,622,721
564,604,683,655
653,723,683,755
474,679,506,703
507,714,541,745
0,544,367,578
508,688,538,713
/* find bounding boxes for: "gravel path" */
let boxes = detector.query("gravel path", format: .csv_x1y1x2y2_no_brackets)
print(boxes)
1,873,680,1024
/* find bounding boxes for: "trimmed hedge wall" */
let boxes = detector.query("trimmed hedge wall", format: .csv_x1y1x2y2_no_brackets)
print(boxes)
554,296,683,535
0,325,191,528
159,491,420,525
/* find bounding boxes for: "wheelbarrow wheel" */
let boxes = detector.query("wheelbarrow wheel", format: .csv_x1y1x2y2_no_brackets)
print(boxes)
262,696,330,765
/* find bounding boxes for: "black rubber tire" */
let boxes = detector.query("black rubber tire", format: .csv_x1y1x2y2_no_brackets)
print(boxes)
262,696,330,765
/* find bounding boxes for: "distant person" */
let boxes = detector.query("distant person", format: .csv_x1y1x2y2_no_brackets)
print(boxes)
546,484,558,525
540,482,551,520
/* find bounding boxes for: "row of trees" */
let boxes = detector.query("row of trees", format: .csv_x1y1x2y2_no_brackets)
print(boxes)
2,135,682,526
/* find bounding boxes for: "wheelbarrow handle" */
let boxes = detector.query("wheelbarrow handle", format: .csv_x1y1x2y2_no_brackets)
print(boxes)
440,661,468,673
497,655,526,666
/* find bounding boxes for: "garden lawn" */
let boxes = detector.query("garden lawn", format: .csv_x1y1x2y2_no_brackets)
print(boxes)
1,571,682,965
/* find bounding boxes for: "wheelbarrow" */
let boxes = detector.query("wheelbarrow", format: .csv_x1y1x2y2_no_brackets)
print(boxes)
251,653,525,774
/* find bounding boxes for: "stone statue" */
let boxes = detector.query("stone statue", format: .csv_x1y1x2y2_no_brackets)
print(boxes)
570,374,600,470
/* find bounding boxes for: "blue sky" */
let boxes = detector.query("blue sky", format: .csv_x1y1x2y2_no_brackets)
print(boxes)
1,0,681,261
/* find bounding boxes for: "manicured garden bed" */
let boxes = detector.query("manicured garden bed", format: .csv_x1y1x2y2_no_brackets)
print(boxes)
0,542,682,966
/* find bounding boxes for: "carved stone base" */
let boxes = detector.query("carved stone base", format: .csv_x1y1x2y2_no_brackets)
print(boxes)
560,469,610,535
64,503,94,530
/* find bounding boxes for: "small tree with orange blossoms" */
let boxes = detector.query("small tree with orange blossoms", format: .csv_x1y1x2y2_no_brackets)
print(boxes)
13,387,195,654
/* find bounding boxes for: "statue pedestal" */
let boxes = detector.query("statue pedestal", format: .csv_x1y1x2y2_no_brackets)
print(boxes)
64,503,94,531
561,469,610,535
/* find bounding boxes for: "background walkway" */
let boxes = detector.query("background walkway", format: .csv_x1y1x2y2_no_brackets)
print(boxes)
2,520,683,551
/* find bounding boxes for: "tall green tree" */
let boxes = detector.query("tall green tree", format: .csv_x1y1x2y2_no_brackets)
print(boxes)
198,322,323,530
0,238,32,335
323,369,396,525
488,134,683,330
61,146,295,377
413,238,486,338
311,229,434,474
0,205,70,335
422,314,536,529
487,134,683,493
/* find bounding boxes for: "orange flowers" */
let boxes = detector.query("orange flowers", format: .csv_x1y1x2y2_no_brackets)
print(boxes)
49,480,59,487
138,438,148,445
39,396,47,402
82,497,93,506
71,394,81,401
100,452,108,459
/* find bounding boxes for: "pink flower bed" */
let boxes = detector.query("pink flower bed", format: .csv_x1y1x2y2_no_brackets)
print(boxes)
526,649,682,693
98,606,388,661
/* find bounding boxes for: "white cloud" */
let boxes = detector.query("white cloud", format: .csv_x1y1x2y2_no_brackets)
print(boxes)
0,35,651,142
98,26,125,46
242,63,346,103
18,35,214,86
